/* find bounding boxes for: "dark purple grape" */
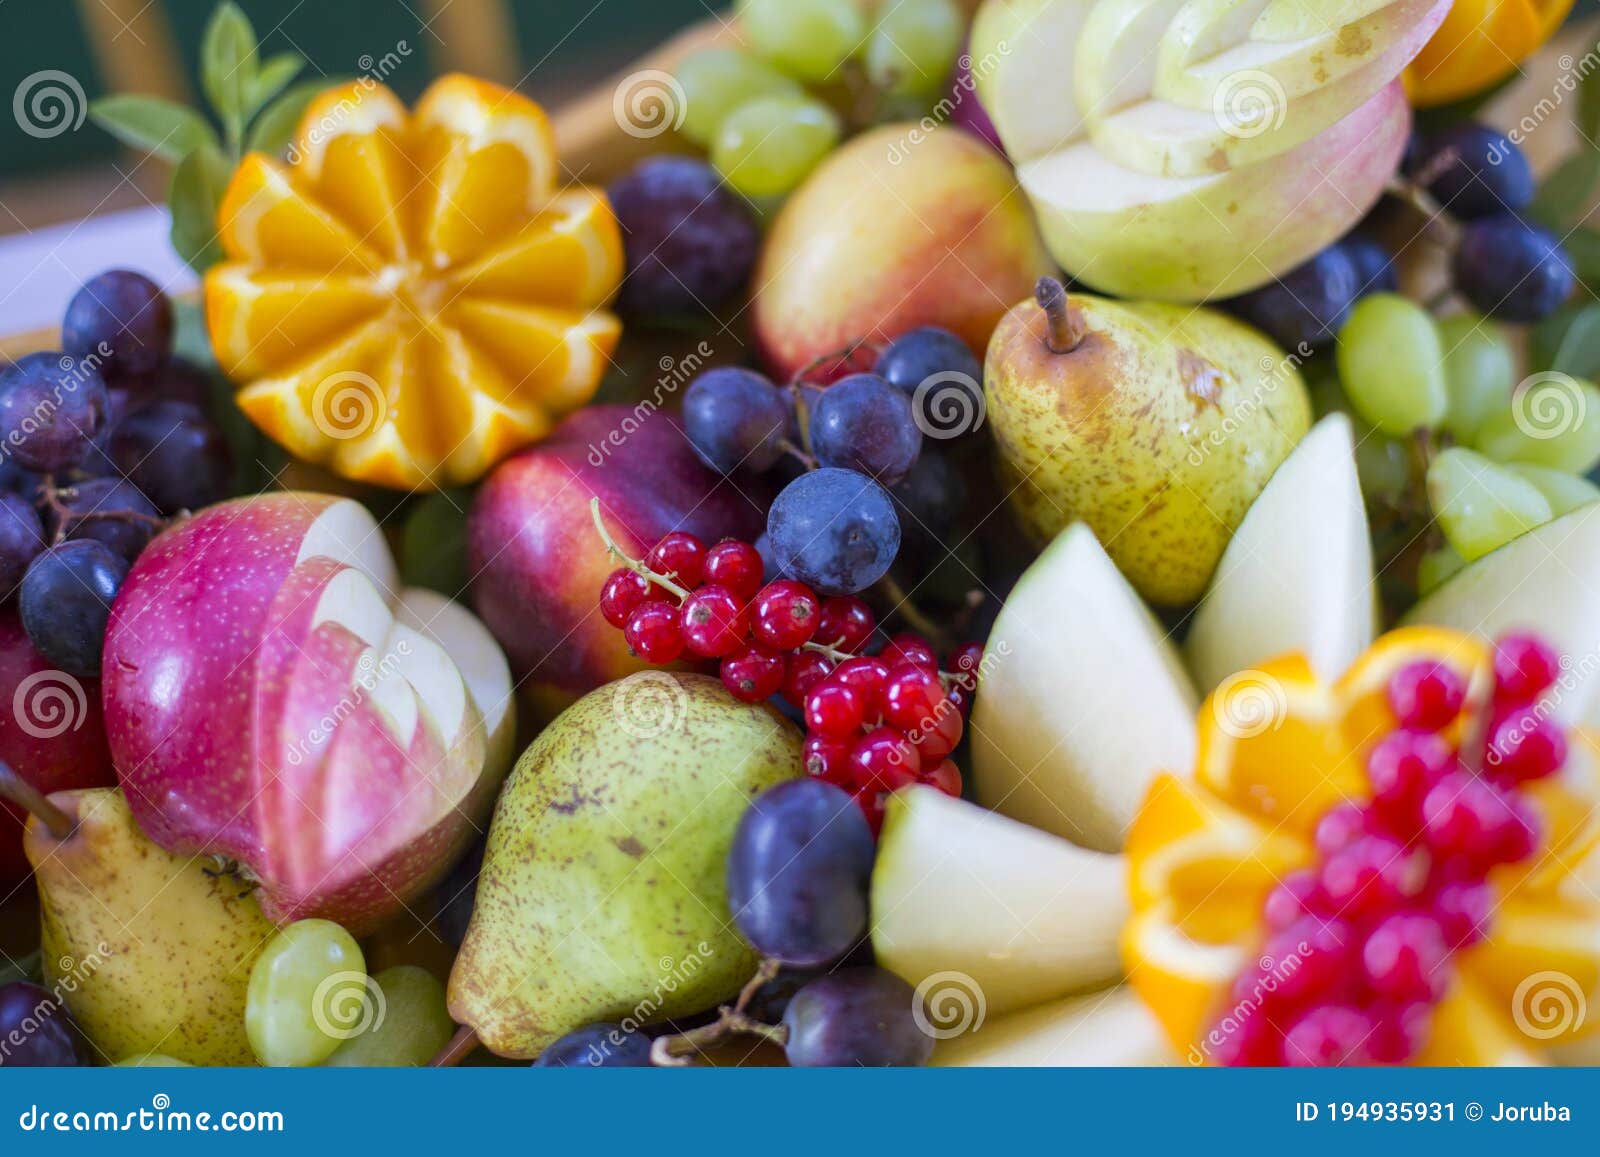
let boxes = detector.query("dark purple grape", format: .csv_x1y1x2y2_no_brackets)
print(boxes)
147,356,213,411
0,982,84,1066
728,780,875,967
0,352,111,472
1453,216,1574,323
744,967,825,1024
53,477,160,564
781,969,934,1067
1339,234,1398,296
809,374,923,485
608,157,760,318
682,367,792,474
889,448,965,543
433,839,484,947
1225,246,1358,351
107,400,232,514
0,459,41,497
1409,123,1534,221
768,468,900,596
61,270,173,383
532,1022,654,1067
19,540,128,677
874,327,983,398
0,491,44,599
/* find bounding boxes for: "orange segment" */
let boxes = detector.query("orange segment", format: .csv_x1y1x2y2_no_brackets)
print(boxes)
1416,976,1543,1065
447,298,621,413
448,188,625,307
1467,898,1600,1044
1336,627,1491,757
1406,0,1548,106
292,83,413,261
217,155,384,273
205,268,388,379
1124,909,1249,1051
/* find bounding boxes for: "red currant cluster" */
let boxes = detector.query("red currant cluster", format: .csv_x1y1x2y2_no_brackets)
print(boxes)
1213,633,1564,1067
597,522,981,834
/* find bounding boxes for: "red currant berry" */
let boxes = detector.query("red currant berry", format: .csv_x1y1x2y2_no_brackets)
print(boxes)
679,585,749,658
1368,1000,1432,1065
600,568,651,628
882,663,946,731
922,759,962,797
853,787,886,837
913,708,964,762
1262,917,1353,1008
803,733,853,787
829,656,890,720
646,532,706,587
815,596,874,652
782,651,834,704
1262,869,1325,930
1366,729,1454,829
1313,801,1371,858
719,645,785,703
1386,660,1467,732
805,681,866,740
1492,632,1561,705
1318,835,1423,917
849,726,921,790
1361,912,1449,1003
1485,711,1567,783
948,642,984,689
946,681,972,720
702,540,764,602
1431,880,1492,949
879,632,938,671
1212,1013,1281,1067
624,600,684,664
1493,793,1540,865
751,579,819,650
1421,772,1518,869
1282,1004,1375,1067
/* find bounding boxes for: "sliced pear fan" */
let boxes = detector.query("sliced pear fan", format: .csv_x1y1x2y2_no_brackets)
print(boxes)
933,988,1174,1066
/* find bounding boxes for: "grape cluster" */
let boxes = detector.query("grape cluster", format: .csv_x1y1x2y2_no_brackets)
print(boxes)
1214,634,1560,1066
675,0,965,199
0,981,86,1067
0,270,233,675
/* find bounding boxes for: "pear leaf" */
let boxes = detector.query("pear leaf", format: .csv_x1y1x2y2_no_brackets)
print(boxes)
168,143,231,274
245,80,331,156
201,1,259,148
89,95,217,163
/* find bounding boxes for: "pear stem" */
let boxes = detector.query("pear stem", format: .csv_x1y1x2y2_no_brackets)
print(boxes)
1035,277,1085,354
428,1024,480,1068
0,761,74,841
589,497,693,602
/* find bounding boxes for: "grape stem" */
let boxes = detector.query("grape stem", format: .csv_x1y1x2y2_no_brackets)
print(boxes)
0,760,76,841
37,476,168,547
778,439,818,470
1384,177,1462,248
428,1024,480,1068
588,497,693,602
875,573,951,650
648,958,789,1066
786,337,881,389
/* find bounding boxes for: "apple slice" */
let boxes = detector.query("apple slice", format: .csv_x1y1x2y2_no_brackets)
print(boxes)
872,787,1128,1017
1074,0,1189,118
396,586,517,778
1404,504,1600,728
971,523,1198,852
933,988,1173,1066
1185,414,1375,696
969,0,1095,162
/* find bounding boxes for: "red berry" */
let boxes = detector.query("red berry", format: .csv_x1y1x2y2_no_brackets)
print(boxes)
1282,1004,1375,1066
805,681,865,740
879,632,938,671
600,568,651,627
829,656,890,720
624,600,684,663
1368,1000,1432,1065
1494,794,1540,865
647,532,706,587
913,708,963,762
1361,912,1449,1002
922,759,962,797
703,540,764,602
803,733,853,787
1485,711,1567,783
815,596,875,652
1366,729,1454,830
782,651,834,704
719,645,785,703
948,642,984,689
1421,771,1518,869
1431,880,1492,948
1386,660,1467,732
1261,917,1352,1008
1492,632,1561,705
946,681,973,720
1313,801,1371,858
1318,835,1423,917
853,787,886,837
1212,1012,1280,1067
849,726,921,790
751,579,819,650
1262,869,1325,930
679,585,749,658
882,663,946,731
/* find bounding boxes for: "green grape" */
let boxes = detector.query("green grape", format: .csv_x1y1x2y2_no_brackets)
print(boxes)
712,96,841,199
1335,293,1449,437
866,0,963,95
245,919,367,1068
1426,447,1553,562
1353,425,1411,504
1472,375,1600,474
737,0,866,83
114,1053,191,1067
1437,313,1516,444
674,47,801,148
323,966,455,1068
1417,544,1467,596
1506,462,1600,517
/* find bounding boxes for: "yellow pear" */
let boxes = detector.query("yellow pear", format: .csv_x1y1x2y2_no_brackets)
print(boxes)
15,779,274,1066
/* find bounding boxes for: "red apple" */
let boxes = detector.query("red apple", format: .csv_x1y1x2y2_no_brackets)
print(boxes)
101,493,514,934
467,405,769,716
0,609,114,888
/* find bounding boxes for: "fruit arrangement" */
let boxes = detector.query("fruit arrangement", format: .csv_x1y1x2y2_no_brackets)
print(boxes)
2,0,1600,1074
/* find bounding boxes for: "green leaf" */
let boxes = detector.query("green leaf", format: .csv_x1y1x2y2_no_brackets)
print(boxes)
245,79,332,156
247,52,304,120
1567,228,1600,286
1531,150,1600,229
168,143,231,273
89,94,218,162
1531,302,1600,381
201,1,259,149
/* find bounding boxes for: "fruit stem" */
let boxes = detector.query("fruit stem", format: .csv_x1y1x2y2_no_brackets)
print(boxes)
875,573,951,650
787,337,880,388
779,439,818,470
589,497,692,602
427,1024,480,1068
648,958,789,1066
1035,277,1085,354
0,761,75,841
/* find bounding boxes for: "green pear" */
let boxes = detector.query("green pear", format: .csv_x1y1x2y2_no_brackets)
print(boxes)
448,672,801,1059
16,783,275,1066
985,278,1311,605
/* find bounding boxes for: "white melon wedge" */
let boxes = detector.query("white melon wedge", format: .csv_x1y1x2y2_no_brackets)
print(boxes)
971,523,1198,852
1186,414,1375,696
969,0,1096,162
934,987,1173,1066
1404,504,1600,728
872,788,1129,1018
